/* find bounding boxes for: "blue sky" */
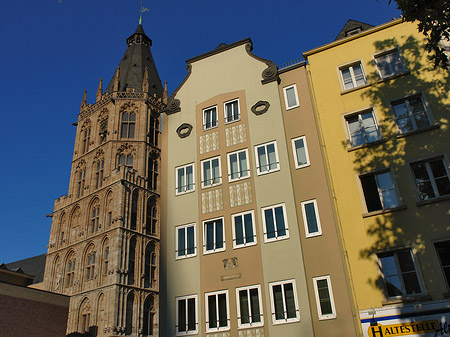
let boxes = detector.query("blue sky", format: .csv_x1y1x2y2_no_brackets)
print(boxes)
0,0,401,263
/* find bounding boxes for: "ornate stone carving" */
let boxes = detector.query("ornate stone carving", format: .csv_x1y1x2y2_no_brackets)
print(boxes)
176,123,193,138
245,43,279,84
223,257,238,270
165,98,181,115
119,101,139,114
251,100,270,115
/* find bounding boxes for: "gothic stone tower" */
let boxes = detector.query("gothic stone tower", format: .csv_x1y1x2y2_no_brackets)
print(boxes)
43,24,166,336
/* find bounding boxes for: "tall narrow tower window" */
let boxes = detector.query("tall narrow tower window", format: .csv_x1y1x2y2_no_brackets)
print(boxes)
130,190,139,230
77,168,86,198
119,154,133,172
85,249,96,281
95,159,104,189
65,254,76,288
82,127,91,154
149,115,159,146
90,203,100,233
128,236,136,285
121,112,136,138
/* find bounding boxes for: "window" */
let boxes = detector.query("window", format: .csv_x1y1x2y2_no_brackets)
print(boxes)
227,149,250,182
360,170,400,212
65,255,76,287
176,163,195,195
99,119,108,143
232,211,256,249
301,199,322,238
435,241,450,289
236,285,263,328
102,246,109,276
119,154,133,172
176,224,196,259
203,218,225,254
377,249,422,298
224,99,240,123
95,159,104,189
201,156,221,188
345,110,381,147
82,127,91,154
121,112,136,138
283,84,299,109
205,290,230,332
76,168,86,198
85,251,96,281
90,205,100,233
262,203,289,242
203,106,218,130
340,62,366,90
269,280,300,324
291,136,310,169
176,295,198,335
375,49,405,79
391,95,431,134
255,141,280,175
312,276,336,320
410,157,450,201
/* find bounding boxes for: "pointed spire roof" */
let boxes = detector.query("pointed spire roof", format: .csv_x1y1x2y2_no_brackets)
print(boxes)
335,19,374,41
105,24,163,97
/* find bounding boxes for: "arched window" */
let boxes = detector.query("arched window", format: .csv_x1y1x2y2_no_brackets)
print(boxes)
76,168,86,198
105,191,113,228
65,252,76,288
147,158,158,191
58,212,66,247
130,190,138,230
128,236,136,285
145,197,157,235
70,207,81,244
89,200,100,234
52,255,61,291
78,297,91,334
143,295,156,336
85,246,96,282
95,159,104,189
119,154,133,172
101,239,110,284
149,115,159,146
125,292,135,335
82,127,91,154
144,242,157,288
97,293,105,334
121,112,136,139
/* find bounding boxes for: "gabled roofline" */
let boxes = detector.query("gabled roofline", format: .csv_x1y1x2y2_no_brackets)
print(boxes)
303,18,403,57
186,38,252,64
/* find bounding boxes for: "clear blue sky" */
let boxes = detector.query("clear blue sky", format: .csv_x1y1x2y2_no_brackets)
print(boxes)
0,0,401,263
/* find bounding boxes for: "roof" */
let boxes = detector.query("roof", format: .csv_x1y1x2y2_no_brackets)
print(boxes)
335,19,374,41
105,24,163,97
5,254,47,284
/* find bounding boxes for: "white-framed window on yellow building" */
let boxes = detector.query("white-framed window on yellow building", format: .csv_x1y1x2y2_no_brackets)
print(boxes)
339,62,366,90
359,169,401,213
374,48,406,79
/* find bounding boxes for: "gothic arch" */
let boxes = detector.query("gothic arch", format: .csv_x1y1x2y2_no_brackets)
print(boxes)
97,293,106,334
142,294,156,337
58,212,67,247
100,236,110,284
82,242,97,287
145,196,158,235
69,206,82,244
130,189,139,230
104,190,114,228
51,254,61,292
125,290,135,335
127,235,137,285
144,241,157,289
63,250,76,290
78,296,91,334
87,197,101,235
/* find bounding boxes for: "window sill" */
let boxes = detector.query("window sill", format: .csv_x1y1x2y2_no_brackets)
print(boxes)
396,123,441,139
203,125,218,132
347,139,387,152
264,235,290,243
201,183,222,190
416,194,450,206
382,294,431,306
285,104,299,110
362,205,407,218
256,168,280,176
340,83,371,95
175,189,196,197
378,71,410,83
224,118,241,125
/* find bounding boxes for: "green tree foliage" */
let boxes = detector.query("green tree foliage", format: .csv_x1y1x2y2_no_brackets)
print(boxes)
391,0,449,69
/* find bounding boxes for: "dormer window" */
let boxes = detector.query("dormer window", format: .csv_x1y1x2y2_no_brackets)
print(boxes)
345,27,362,37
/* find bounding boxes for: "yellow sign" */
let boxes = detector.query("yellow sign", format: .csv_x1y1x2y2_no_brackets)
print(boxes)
368,320,439,336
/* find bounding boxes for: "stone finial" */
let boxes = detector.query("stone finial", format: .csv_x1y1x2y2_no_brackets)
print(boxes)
142,67,149,93
80,89,87,111
96,78,103,102
163,80,168,104
113,67,120,92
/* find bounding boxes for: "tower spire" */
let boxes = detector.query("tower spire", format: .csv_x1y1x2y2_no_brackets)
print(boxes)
137,1,150,25
96,78,103,102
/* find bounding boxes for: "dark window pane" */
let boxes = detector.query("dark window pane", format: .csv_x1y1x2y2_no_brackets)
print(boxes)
272,285,284,320
177,228,185,257
216,220,223,249
361,175,382,212
275,206,286,237
187,226,195,255
265,209,276,239
178,299,186,332
218,294,227,327
244,214,254,243
208,296,217,328
284,283,296,319
250,288,261,323
187,298,196,331
239,290,250,324
235,216,244,245
304,203,319,233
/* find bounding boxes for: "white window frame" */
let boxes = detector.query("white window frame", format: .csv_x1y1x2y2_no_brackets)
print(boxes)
409,156,450,201
291,136,310,169
224,98,240,124
203,217,226,254
283,84,299,110
255,141,280,175
175,224,197,260
231,210,257,249
339,61,366,91
175,294,198,336
261,203,289,243
312,275,337,320
235,284,264,328
205,290,230,332
227,148,250,182
374,48,405,79
359,169,401,213
301,199,322,238
175,163,195,195
344,109,381,147
269,279,300,324
203,105,218,130
201,156,222,188
391,94,432,134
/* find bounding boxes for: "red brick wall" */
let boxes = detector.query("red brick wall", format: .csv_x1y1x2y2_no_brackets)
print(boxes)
0,294,68,337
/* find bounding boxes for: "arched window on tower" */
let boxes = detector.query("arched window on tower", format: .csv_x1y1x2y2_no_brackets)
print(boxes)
145,197,157,235
95,159,104,189
82,127,91,154
97,293,106,335
130,190,138,231
125,292,135,335
89,200,100,234
78,297,91,334
58,212,66,247
105,191,113,228
128,236,136,285
85,246,96,282
121,112,136,139
119,154,133,172
65,252,76,288
148,157,158,191
76,168,86,198
101,239,110,283
149,114,159,146
52,255,61,292
143,242,156,288
70,207,81,244
143,295,156,336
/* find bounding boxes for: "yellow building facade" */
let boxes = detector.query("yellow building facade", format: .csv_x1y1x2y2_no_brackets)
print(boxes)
304,19,450,336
